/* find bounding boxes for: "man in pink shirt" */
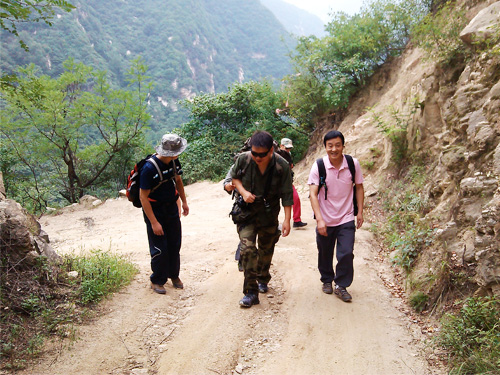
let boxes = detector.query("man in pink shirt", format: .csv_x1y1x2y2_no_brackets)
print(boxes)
308,130,364,302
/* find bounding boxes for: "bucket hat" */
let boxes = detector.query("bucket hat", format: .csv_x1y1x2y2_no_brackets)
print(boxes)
155,134,187,157
281,138,293,148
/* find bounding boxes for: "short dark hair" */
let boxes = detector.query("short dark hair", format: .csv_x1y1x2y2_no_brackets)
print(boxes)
323,130,345,146
250,130,274,150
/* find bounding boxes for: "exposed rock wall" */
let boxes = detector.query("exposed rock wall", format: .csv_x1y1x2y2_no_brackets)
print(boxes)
417,1,500,296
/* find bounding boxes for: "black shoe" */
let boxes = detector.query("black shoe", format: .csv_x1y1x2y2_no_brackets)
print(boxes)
334,285,352,302
239,293,260,308
293,221,307,228
258,283,268,293
322,282,333,294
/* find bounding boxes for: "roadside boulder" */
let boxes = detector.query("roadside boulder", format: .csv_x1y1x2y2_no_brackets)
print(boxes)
460,2,500,44
0,198,60,267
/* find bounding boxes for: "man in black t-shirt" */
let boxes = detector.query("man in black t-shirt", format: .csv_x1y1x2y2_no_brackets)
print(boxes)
139,134,189,295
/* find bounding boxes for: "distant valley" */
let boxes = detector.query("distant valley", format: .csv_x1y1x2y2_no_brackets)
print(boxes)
1,0,324,135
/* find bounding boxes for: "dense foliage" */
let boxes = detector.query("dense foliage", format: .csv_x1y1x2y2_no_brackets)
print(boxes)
0,58,151,211
178,80,309,183
283,0,431,127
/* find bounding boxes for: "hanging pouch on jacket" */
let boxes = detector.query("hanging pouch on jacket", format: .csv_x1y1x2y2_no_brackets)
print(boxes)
229,195,254,224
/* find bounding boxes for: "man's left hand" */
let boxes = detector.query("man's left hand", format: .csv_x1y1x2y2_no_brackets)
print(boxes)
356,212,364,229
182,202,189,216
224,183,235,192
282,219,291,237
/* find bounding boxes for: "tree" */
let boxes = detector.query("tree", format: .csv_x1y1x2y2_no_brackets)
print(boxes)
0,0,74,51
0,0,75,91
179,80,308,183
0,57,152,211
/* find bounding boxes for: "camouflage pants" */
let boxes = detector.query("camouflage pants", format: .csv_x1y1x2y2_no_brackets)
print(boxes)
237,222,281,294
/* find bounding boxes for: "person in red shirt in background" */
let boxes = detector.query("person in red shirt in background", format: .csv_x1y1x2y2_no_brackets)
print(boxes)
280,138,307,228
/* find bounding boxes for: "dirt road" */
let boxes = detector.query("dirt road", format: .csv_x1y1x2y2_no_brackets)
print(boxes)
24,181,443,375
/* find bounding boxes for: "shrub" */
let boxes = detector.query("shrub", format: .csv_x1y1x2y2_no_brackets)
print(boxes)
371,106,411,168
0,250,138,370
411,1,469,65
437,296,500,374
64,250,138,305
361,160,375,170
409,291,429,312
375,164,434,271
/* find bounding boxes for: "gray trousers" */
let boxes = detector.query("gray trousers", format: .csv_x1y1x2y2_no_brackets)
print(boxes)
316,220,356,288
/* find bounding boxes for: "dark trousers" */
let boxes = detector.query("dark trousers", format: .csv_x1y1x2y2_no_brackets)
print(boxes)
317,220,356,288
143,203,181,285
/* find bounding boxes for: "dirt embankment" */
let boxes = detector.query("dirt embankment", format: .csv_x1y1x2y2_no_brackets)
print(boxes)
16,181,445,375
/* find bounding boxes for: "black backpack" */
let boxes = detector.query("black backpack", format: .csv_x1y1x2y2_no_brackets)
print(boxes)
126,155,165,208
317,155,358,216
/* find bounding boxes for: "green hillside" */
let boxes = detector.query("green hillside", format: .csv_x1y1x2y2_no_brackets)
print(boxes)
0,0,294,135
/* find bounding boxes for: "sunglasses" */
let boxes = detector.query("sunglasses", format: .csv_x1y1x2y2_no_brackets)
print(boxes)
251,149,271,158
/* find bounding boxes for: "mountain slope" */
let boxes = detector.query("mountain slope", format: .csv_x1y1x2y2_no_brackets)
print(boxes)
0,0,295,133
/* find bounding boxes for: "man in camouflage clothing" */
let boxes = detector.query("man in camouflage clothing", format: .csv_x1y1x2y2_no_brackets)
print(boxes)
231,131,293,307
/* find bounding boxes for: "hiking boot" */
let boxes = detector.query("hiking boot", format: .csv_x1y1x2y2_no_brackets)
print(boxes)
171,278,184,289
258,283,268,293
322,282,333,294
239,293,260,308
151,283,166,294
334,285,352,302
293,221,308,228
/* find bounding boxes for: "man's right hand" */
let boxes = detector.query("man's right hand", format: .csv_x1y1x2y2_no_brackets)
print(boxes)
316,219,328,237
242,190,256,204
152,221,164,236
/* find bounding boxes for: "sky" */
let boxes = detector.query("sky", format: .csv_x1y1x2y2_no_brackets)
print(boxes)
283,0,365,23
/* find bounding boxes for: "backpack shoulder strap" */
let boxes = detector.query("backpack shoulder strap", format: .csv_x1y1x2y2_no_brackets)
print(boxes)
147,157,163,181
147,156,172,194
316,157,327,200
345,154,355,183
235,152,252,178
344,154,358,216
273,153,285,176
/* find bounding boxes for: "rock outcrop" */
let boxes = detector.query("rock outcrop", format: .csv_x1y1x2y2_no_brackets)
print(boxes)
460,2,500,44
0,196,61,268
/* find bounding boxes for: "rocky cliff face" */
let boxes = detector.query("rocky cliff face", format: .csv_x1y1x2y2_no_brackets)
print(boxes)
296,0,499,303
